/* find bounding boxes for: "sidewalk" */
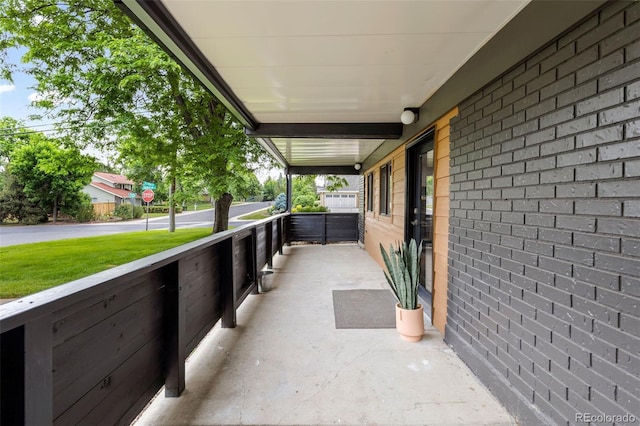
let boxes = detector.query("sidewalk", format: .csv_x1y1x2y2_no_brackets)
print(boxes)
133,244,515,425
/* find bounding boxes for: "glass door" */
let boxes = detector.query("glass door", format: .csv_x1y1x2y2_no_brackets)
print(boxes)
407,136,434,293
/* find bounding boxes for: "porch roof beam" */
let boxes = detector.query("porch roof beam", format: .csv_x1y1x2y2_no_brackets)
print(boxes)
254,137,289,168
246,123,403,140
287,166,360,176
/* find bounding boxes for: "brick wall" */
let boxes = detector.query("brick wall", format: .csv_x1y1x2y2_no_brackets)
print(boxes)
446,2,640,425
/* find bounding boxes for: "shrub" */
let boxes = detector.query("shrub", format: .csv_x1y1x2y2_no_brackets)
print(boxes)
74,202,95,223
292,194,317,209
272,193,287,213
291,205,329,213
0,173,48,224
19,208,49,224
114,204,144,220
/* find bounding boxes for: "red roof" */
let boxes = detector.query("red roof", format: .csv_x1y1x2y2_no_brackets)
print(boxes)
90,182,137,199
94,172,135,185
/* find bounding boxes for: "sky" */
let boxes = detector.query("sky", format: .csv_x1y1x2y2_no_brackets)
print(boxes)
0,50,116,164
0,48,45,129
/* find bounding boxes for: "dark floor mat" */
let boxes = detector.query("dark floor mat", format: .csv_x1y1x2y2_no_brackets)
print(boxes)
332,289,396,329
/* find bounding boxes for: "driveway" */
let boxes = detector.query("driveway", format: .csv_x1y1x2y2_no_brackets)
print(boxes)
0,201,272,247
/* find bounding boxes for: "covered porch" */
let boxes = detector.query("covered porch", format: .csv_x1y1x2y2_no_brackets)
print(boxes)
133,243,513,425
3,0,637,424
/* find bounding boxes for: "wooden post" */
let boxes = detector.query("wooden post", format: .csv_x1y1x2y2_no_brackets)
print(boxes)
221,238,236,328
251,228,259,295
266,221,273,269
277,217,284,255
24,315,53,425
321,213,327,245
164,260,185,397
286,172,292,212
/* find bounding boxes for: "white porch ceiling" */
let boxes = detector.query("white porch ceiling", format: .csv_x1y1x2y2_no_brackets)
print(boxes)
163,1,529,123
271,137,386,167
120,0,531,168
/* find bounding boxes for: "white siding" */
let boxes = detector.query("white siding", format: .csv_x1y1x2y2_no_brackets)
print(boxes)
83,185,116,203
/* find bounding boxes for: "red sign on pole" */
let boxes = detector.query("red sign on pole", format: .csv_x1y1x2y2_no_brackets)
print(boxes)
142,189,155,203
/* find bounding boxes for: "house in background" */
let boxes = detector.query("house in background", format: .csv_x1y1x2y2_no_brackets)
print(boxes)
83,172,140,215
318,175,359,213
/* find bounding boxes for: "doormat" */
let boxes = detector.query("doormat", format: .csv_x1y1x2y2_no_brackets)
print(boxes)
332,289,396,329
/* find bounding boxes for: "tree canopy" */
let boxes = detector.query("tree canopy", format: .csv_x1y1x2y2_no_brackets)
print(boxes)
292,175,318,209
0,119,96,223
263,175,286,201
0,0,271,232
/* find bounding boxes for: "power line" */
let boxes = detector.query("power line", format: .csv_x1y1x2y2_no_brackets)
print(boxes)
0,109,152,134
0,125,83,137
0,122,60,131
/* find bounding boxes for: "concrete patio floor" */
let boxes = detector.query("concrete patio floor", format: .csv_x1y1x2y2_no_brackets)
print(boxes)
133,244,515,425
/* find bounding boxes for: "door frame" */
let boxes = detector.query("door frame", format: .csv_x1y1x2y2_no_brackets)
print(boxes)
404,127,436,320
404,128,435,242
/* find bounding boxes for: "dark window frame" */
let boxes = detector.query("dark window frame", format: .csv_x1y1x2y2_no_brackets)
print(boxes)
366,173,374,212
379,163,392,215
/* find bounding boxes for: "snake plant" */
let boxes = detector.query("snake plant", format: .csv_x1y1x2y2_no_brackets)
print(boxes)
380,239,423,310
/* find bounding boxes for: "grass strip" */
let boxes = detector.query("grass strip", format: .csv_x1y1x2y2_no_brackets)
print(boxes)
238,209,271,220
0,228,211,298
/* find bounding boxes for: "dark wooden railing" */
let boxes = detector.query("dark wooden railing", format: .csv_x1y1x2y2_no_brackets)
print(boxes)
288,213,358,244
0,214,288,426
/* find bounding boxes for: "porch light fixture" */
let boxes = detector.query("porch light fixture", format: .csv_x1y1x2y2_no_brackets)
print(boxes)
401,108,419,125
354,163,362,171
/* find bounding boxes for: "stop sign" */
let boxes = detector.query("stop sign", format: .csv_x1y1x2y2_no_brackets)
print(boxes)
142,189,155,203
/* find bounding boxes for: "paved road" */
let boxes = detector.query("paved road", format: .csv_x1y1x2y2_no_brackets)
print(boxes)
0,201,272,247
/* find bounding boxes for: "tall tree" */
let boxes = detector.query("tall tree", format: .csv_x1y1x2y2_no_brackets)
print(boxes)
0,119,40,224
0,117,31,168
263,175,286,201
0,0,270,233
8,134,96,222
0,172,49,224
228,170,262,201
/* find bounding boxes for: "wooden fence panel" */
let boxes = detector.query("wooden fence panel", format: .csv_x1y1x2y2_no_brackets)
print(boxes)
255,226,267,270
288,213,358,244
233,231,255,306
183,246,223,353
326,214,359,242
289,214,324,242
92,202,116,216
52,274,165,423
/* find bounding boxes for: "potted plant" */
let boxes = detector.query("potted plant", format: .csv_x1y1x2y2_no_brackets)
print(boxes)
380,239,424,342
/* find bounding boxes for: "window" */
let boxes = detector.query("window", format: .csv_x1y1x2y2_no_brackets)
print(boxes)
379,163,392,215
366,173,374,212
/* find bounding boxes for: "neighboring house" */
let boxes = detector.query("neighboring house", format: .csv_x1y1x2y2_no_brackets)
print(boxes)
317,175,359,212
83,172,140,214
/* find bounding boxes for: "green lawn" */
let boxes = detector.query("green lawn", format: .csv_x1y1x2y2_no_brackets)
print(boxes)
238,209,271,220
0,229,211,298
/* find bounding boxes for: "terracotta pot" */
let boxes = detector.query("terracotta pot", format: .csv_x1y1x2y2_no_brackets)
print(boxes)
395,303,424,342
